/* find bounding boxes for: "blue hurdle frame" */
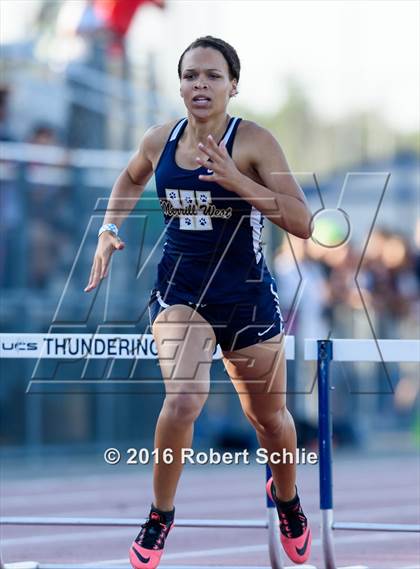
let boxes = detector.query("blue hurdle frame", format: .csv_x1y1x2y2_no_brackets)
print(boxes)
317,340,338,569
316,339,420,569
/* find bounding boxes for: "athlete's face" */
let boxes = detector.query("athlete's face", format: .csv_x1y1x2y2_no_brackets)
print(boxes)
179,47,237,116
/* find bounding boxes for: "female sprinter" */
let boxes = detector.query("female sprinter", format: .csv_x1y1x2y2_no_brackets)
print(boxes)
85,36,313,567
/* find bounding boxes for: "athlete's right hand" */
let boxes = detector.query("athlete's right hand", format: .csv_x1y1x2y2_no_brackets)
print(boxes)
84,232,125,292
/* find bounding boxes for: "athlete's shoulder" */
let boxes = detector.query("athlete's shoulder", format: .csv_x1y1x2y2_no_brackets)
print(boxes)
141,119,187,167
236,119,276,143
235,120,279,164
142,119,181,158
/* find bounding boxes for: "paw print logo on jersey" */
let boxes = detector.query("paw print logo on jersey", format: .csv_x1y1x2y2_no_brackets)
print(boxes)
165,189,213,231
166,189,182,209
180,215,196,230
197,192,210,206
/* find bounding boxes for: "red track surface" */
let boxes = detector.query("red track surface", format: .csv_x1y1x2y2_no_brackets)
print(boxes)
1,453,419,568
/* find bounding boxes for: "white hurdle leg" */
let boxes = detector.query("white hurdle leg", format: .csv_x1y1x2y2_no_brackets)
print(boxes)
268,506,284,569
322,509,337,569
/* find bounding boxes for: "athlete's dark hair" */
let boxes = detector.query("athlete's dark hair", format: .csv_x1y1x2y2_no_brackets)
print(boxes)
177,36,241,82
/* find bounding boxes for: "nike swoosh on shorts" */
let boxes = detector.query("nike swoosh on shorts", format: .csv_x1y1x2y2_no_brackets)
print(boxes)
257,322,275,337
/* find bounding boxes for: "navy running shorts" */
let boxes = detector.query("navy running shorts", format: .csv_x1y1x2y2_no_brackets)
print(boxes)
148,288,284,352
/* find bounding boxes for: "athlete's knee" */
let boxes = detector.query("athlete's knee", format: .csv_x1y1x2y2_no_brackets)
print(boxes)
162,392,208,424
244,405,291,437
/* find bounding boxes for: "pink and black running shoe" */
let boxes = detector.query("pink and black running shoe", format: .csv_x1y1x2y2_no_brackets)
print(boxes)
266,477,312,564
129,506,174,569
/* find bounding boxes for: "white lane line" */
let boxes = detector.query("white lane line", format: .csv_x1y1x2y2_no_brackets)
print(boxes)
0,527,130,547
2,490,133,508
83,545,265,566
2,502,418,531
2,467,418,498
2,460,417,481
2,502,419,547
3,475,418,498
80,531,420,566
2,524,418,557
2,483,275,506
157,526,420,561
3,484,419,511
323,503,419,522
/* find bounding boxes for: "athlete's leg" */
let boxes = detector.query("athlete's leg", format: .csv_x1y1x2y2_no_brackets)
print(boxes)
223,332,312,564
222,333,297,501
152,304,216,511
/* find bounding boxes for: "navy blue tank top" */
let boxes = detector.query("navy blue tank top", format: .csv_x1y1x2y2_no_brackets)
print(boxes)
153,116,275,305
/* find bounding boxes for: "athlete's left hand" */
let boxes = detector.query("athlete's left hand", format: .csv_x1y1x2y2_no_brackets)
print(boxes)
196,135,243,192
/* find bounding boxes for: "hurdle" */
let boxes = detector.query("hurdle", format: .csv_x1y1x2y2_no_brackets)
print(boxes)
0,333,316,569
305,338,420,569
2,334,419,568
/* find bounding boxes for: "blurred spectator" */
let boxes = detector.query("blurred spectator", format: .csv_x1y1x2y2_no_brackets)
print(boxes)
320,242,359,333
25,124,73,290
274,235,329,340
364,228,420,425
27,123,60,146
0,86,19,288
415,218,420,283
362,229,417,326
0,85,15,141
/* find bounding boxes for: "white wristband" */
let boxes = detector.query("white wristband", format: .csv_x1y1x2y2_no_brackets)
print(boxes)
98,223,119,238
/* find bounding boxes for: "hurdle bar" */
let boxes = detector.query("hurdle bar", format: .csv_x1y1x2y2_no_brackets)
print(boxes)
305,338,420,569
0,332,318,569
